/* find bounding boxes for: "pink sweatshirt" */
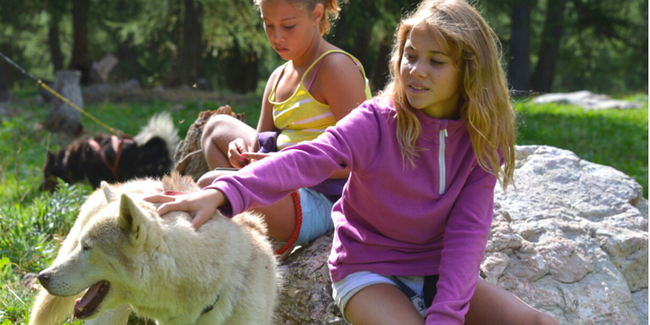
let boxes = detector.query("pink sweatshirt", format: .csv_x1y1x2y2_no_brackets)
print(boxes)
207,96,499,324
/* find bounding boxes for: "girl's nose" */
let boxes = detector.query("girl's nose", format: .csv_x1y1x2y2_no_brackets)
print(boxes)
272,29,283,43
410,61,427,78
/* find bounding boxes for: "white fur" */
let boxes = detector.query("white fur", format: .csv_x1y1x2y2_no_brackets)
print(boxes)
29,174,279,325
133,112,180,157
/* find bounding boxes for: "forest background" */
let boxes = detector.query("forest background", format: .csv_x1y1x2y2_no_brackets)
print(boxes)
0,0,647,97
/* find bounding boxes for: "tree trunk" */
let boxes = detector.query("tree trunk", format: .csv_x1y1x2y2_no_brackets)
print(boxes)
275,232,349,325
43,70,84,135
69,0,91,85
369,34,393,92
328,7,348,48
46,0,64,72
508,0,531,93
48,18,64,72
0,44,16,89
224,40,259,94
114,34,140,82
0,61,10,102
348,22,372,73
177,0,204,87
530,0,566,93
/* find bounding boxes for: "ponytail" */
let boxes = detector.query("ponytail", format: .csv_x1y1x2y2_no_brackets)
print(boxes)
254,0,347,35
319,0,347,35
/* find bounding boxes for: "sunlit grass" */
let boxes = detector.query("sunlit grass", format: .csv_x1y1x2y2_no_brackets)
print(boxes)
514,96,648,197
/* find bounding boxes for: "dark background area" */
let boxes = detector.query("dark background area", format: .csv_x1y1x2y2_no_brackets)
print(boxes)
0,0,647,98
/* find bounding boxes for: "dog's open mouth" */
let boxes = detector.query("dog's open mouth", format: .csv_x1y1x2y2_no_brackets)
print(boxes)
74,280,110,319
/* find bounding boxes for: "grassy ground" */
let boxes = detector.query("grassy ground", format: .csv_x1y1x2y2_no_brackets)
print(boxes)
0,89,646,324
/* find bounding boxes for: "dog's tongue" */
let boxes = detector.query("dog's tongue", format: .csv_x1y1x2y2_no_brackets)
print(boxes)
74,281,105,315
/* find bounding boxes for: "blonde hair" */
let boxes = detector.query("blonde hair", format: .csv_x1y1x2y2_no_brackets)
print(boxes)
383,0,516,189
253,0,347,35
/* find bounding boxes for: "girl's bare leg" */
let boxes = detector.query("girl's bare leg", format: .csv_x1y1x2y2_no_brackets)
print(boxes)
201,114,257,169
345,284,425,325
465,279,559,325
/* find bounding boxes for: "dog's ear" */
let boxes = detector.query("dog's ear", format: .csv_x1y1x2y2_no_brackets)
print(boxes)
118,193,148,246
101,181,119,202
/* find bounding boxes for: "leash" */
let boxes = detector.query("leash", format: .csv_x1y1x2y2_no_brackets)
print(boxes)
0,51,121,136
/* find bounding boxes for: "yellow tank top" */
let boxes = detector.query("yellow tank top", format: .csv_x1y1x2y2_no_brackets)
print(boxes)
269,50,372,150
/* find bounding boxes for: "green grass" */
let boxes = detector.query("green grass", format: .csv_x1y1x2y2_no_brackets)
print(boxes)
0,90,646,324
514,96,648,198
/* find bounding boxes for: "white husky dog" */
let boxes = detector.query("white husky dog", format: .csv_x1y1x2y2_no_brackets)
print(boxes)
29,173,279,325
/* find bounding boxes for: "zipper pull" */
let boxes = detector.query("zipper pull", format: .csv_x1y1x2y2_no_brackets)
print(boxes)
439,129,448,195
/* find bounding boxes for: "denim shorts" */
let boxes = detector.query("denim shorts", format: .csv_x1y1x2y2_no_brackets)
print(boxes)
331,271,427,321
295,187,335,245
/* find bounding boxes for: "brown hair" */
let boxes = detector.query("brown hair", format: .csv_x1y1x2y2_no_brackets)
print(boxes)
383,0,516,189
253,0,347,35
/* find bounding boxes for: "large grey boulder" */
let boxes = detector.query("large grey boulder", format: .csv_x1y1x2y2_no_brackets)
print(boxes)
277,145,648,325
487,145,646,324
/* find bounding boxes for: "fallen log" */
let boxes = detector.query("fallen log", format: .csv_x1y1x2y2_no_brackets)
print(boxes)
173,106,245,180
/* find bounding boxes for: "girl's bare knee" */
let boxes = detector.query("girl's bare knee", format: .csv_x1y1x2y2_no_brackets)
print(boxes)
196,172,219,188
196,177,211,189
201,115,233,142
529,311,559,325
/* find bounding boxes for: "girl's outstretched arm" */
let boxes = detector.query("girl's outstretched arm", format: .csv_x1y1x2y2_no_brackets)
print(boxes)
144,189,227,230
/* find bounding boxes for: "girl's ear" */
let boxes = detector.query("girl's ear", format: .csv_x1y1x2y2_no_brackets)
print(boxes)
312,3,324,24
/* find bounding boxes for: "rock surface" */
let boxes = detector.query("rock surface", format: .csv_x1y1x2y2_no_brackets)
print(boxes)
273,145,648,325
487,145,647,324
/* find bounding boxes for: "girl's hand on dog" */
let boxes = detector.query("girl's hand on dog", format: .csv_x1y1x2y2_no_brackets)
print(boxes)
144,189,227,230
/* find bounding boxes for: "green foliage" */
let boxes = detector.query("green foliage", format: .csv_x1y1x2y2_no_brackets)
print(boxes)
0,181,89,325
1,0,647,94
1,278,35,325
0,181,88,273
480,0,647,94
554,0,648,94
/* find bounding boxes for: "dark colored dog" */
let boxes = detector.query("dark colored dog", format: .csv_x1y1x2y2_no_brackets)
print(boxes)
41,113,179,192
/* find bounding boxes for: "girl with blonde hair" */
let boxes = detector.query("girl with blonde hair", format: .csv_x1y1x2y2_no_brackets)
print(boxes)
148,0,559,323
199,0,371,254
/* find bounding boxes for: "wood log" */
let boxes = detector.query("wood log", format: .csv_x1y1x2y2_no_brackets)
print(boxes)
276,232,349,325
173,106,245,180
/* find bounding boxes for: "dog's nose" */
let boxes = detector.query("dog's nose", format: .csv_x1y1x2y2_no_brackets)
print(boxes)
37,272,50,287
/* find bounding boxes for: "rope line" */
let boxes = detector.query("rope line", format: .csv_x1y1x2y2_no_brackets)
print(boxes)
37,80,119,135
0,51,120,135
